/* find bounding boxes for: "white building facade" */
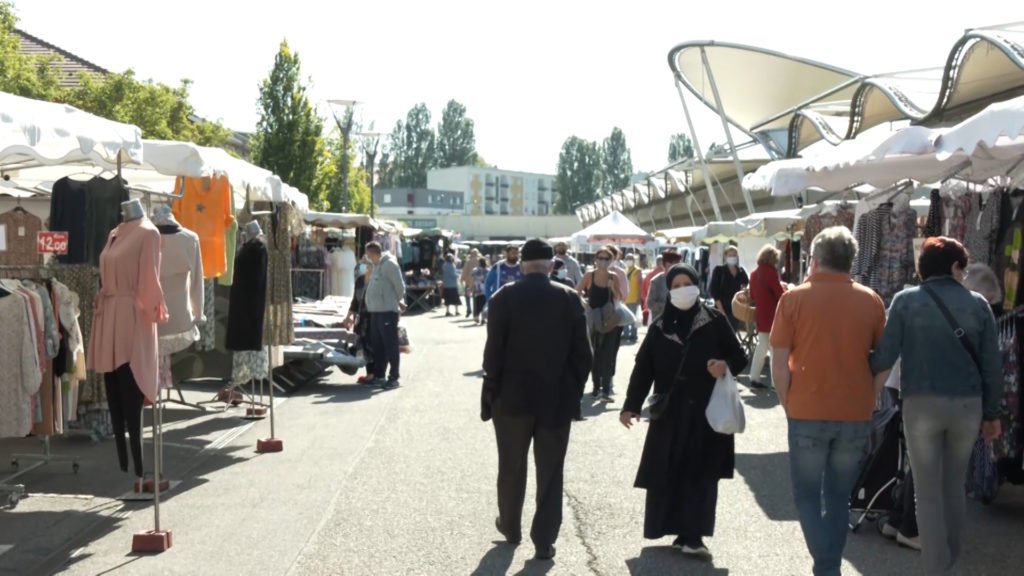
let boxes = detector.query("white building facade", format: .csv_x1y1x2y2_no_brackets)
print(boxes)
427,166,557,217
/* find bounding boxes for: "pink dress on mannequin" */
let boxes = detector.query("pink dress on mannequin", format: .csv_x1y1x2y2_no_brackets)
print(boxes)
86,218,169,403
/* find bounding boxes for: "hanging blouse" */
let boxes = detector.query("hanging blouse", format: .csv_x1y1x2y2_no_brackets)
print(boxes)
0,293,42,438
85,176,130,266
217,189,240,287
923,189,943,238
963,187,1005,266
86,218,169,403
0,209,43,266
171,175,235,279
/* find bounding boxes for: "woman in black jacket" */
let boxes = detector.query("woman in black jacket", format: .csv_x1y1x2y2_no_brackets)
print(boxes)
620,264,747,559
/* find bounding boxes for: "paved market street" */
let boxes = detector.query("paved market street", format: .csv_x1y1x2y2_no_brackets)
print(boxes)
3,311,1024,576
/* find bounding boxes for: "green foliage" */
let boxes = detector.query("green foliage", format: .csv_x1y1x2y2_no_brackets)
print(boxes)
436,99,477,168
555,136,602,214
668,133,695,163
378,119,404,188
324,106,355,211
252,40,324,199
68,72,231,147
380,104,437,188
0,1,63,100
600,126,633,196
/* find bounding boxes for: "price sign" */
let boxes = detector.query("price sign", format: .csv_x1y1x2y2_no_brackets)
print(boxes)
37,231,69,255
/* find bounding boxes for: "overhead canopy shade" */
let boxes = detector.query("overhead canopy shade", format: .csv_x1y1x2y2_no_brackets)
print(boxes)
655,225,701,243
304,211,380,229
571,211,652,244
0,90,143,168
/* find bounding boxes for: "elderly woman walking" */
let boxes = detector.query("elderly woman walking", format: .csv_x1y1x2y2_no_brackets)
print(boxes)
747,244,787,389
871,237,1003,576
620,264,747,559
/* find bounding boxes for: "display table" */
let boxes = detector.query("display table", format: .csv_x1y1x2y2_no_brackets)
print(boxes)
405,284,437,313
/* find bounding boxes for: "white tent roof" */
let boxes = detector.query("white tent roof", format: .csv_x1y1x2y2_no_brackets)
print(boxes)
0,90,143,169
571,211,653,244
304,212,379,229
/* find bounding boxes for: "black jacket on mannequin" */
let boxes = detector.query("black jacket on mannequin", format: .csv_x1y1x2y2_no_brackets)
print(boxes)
226,238,269,351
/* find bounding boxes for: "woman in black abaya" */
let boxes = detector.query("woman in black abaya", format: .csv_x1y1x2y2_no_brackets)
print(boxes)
620,264,747,559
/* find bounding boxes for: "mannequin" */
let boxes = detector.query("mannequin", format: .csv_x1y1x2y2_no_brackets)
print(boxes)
227,220,270,386
339,241,357,297
153,205,204,389
327,247,345,296
87,202,168,482
121,198,145,221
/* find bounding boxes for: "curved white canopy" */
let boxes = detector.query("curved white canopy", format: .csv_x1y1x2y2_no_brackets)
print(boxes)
571,211,652,245
0,90,143,168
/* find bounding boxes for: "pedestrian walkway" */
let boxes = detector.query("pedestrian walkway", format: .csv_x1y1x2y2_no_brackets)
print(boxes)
2,312,1023,575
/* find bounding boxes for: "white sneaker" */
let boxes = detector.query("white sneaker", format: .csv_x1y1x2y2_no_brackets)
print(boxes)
681,542,712,560
897,532,921,551
881,523,898,539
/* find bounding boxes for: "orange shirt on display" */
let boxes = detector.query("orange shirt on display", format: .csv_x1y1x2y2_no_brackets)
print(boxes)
171,176,234,279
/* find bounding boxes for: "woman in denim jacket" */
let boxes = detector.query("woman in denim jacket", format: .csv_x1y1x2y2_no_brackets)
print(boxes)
871,237,1002,576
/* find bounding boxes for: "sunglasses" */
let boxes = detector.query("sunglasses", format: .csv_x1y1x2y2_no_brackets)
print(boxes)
596,257,611,262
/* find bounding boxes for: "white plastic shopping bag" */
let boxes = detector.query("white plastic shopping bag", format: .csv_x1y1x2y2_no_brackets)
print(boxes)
615,301,637,327
705,369,745,434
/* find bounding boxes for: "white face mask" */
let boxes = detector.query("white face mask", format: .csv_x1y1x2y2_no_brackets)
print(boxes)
358,264,368,275
669,286,701,311
556,269,568,279
726,256,739,266
625,260,635,268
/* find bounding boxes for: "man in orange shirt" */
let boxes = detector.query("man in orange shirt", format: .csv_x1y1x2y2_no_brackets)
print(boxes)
770,226,887,576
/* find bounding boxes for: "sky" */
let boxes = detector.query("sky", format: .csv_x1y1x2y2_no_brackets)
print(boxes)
14,1,1024,177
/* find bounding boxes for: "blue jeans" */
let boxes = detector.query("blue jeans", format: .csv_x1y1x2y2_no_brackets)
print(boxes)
788,419,871,576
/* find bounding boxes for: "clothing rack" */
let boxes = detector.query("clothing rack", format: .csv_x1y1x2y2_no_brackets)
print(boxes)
0,264,81,507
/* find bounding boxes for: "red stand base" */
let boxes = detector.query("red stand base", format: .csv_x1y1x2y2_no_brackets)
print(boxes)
132,530,173,553
246,407,268,417
257,438,283,453
134,478,171,494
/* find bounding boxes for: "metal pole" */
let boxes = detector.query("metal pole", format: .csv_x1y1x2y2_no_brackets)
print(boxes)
673,77,723,221
153,400,162,532
700,47,754,216
369,140,378,219
268,351,276,439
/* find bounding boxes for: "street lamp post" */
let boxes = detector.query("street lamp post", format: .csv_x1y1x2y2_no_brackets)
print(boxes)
328,99,359,212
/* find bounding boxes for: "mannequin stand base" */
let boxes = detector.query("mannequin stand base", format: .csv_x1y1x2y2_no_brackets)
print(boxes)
132,530,172,553
134,478,171,494
257,438,283,453
245,407,268,418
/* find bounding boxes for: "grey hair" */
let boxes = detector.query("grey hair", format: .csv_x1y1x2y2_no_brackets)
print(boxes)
521,260,552,275
811,226,858,273
963,263,1002,305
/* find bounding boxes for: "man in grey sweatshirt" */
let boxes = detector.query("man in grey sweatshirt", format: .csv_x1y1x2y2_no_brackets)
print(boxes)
365,242,406,389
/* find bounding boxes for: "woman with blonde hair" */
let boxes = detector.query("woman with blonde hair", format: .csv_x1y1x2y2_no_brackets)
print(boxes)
747,244,786,389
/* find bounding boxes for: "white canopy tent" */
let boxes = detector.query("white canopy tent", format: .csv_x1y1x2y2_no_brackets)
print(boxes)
0,91,143,169
745,95,1024,198
303,212,380,229
571,211,653,245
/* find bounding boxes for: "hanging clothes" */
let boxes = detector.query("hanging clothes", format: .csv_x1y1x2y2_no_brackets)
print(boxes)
195,280,216,351
157,225,205,353
85,176,130,266
86,218,169,404
998,202,1024,312
851,204,892,290
0,208,43,266
171,175,235,279
51,265,105,409
940,181,973,241
800,205,856,255
875,203,918,305
0,290,42,438
993,319,1020,461
964,187,1005,266
241,203,294,346
232,348,269,385
924,189,943,238
217,188,240,287
326,248,345,296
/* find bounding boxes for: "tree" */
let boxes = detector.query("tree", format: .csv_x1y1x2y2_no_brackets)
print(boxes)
436,99,478,168
0,1,66,100
555,136,602,214
377,119,404,188
600,126,632,196
252,40,324,197
396,103,436,188
325,105,355,211
668,133,695,163
69,72,231,147
314,134,371,213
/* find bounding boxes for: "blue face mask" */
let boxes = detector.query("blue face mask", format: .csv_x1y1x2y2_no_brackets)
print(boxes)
726,257,739,266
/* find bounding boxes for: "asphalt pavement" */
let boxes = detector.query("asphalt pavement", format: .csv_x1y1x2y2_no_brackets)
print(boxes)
2,310,1023,575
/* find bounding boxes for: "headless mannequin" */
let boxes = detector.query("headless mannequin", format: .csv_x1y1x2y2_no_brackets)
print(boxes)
244,220,263,241
104,198,148,480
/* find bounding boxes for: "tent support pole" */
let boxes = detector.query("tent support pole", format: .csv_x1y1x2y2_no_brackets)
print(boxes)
674,76,723,221
700,47,754,216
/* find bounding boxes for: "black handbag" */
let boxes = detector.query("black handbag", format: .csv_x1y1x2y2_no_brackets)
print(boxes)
647,341,692,420
920,284,983,373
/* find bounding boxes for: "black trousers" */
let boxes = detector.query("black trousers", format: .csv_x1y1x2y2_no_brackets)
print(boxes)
370,311,400,381
493,412,571,548
105,363,145,477
590,326,622,394
473,295,486,319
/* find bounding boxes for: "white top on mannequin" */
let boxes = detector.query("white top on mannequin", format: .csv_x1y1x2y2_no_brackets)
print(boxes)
338,245,358,298
121,199,145,221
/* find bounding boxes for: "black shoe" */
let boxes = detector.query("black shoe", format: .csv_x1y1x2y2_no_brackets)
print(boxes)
382,379,400,390
494,516,521,545
600,394,613,403
749,380,768,390
591,388,600,398
679,538,711,559
534,545,556,560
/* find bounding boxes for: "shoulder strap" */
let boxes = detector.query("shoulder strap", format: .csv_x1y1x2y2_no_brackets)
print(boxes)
920,284,982,372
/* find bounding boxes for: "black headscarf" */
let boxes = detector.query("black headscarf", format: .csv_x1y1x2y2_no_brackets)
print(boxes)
661,264,701,338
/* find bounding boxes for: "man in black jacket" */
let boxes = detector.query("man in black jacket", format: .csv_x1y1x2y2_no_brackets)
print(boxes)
482,239,593,561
